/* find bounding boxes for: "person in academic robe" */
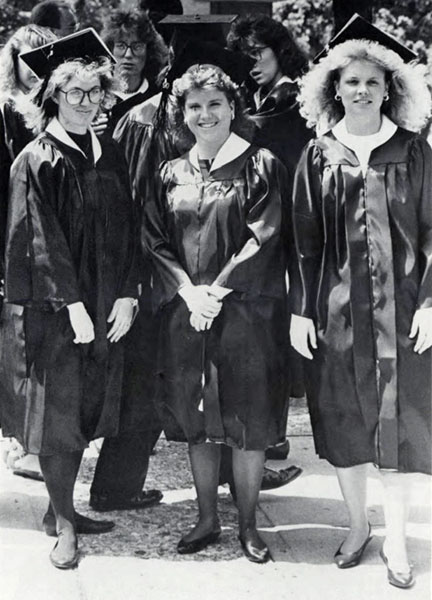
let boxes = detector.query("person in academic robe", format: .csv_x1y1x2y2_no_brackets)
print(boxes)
0,31,138,569
291,16,432,588
143,64,290,563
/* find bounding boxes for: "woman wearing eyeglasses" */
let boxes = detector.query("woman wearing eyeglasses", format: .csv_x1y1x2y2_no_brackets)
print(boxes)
0,34,138,569
98,7,168,135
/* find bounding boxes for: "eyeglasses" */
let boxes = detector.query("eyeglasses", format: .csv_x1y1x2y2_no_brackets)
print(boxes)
113,41,147,57
244,45,270,62
58,86,105,106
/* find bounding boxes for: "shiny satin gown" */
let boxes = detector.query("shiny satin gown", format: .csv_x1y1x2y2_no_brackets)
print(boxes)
292,127,432,474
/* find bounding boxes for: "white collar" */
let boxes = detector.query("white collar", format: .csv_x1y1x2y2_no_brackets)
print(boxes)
45,117,102,164
189,132,250,173
254,75,293,109
116,78,149,101
332,114,397,150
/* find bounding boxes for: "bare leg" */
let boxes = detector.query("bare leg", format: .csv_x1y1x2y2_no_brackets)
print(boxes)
335,464,370,553
233,448,266,549
379,470,411,572
182,442,221,542
39,451,83,563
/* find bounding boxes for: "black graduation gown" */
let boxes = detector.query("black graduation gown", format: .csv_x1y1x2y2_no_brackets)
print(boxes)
0,100,33,279
292,128,432,474
0,124,138,454
143,140,290,450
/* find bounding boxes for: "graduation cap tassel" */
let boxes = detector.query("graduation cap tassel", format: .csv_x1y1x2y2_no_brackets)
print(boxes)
35,74,51,107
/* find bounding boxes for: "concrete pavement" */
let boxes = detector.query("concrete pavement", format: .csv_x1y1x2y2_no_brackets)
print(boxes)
0,430,430,600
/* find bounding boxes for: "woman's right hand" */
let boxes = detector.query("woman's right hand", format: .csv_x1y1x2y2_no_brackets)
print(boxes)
290,314,317,359
67,302,95,344
178,285,222,319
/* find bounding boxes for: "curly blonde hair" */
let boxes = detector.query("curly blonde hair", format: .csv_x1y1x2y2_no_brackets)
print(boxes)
18,57,122,135
297,39,432,132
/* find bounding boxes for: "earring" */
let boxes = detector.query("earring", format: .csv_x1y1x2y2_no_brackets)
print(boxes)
334,93,341,101
383,93,389,101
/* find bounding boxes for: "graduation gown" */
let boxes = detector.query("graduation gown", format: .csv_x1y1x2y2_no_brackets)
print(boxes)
143,134,290,450
0,118,138,454
292,127,432,474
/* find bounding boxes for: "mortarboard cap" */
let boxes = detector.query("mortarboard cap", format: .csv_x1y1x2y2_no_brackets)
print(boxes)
159,14,238,49
20,27,115,79
166,39,254,86
314,13,417,63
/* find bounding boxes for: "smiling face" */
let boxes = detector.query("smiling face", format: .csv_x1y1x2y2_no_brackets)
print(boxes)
183,87,233,149
335,59,388,120
55,73,102,134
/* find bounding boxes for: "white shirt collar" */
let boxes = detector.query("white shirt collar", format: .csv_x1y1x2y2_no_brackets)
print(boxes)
116,78,149,101
189,132,250,173
332,114,397,151
45,117,102,164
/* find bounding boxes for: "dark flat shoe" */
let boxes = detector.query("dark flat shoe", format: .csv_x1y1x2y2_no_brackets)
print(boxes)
260,465,303,491
177,529,221,555
239,530,270,564
12,468,44,482
49,533,79,570
43,511,115,537
265,440,290,461
380,547,415,589
89,489,163,512
334,523,373,568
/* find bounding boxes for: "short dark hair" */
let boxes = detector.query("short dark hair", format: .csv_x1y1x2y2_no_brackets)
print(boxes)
101,8,168,83
30,1,74,30
227,14,308,80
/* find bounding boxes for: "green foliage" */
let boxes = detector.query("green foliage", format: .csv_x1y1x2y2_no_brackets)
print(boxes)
0,0,28,43
73,0,121,33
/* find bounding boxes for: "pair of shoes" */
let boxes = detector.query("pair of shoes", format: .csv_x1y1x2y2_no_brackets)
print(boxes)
177,529,221,554
380,547,415,589
265,440,290,461
43,511,115,537
12,468,44,482
239,529,270,564
89,489,163,512
260,465,303,491
49,531,79,570
334,523,373,568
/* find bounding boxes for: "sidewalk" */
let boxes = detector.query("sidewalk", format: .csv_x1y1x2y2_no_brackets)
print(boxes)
0,403,430,600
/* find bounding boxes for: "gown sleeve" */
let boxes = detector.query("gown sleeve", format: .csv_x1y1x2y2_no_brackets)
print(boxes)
290,140,324,319
0,106,12,280
213,148,288,296
410,136,432,310
5,142,81,310
142,160,192,308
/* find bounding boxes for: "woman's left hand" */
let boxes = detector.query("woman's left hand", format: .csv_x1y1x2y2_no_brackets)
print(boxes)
409,307,432,354
189,311,214,332
107,298,135,342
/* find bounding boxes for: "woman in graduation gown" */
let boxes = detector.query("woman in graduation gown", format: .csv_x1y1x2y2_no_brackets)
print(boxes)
291,21,432,587
0,33,138,569
144,64,289,563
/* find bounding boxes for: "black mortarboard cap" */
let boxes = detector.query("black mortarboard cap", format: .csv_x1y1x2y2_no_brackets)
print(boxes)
314,13,417,63
159,14,238,49
166,39,254,86
20,27,115,78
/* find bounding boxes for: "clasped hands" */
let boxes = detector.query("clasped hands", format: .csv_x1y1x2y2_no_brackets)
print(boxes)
179,285,222,332
67,298,136,344
290,307,432,359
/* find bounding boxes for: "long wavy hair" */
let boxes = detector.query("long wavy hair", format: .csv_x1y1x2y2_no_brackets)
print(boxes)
101,7,168,84
170,64,254,149
226,14,308,81
297,39,432,132
0,24,58,105
18,58,120,135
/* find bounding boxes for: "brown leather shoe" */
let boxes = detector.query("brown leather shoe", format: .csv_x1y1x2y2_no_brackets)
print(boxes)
89,489,163,512
260,465,303,491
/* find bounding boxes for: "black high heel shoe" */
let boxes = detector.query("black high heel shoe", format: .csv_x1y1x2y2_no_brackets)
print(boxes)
239,529,270,564
334,523,373,568
380,547,415,589
177,529,221,554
